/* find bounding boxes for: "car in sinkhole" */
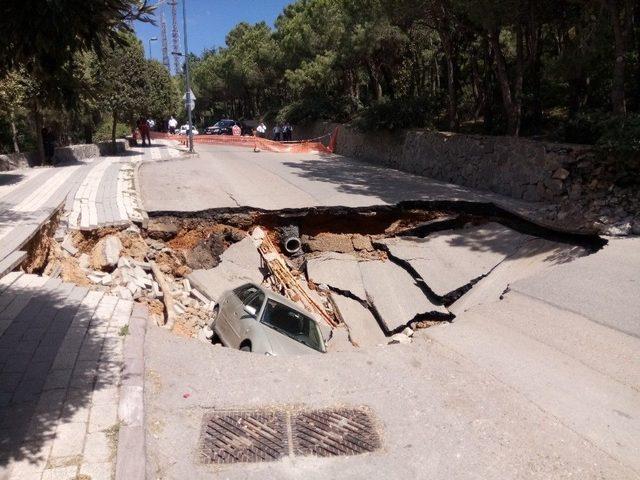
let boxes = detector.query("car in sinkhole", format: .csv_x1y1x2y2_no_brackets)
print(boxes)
210,283,327,355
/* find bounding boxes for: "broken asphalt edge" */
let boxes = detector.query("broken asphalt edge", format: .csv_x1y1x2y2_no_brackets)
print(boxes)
146,199,607,251
115,303,148,480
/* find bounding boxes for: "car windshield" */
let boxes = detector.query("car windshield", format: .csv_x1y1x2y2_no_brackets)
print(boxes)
260,299,325,352
214,120,234,127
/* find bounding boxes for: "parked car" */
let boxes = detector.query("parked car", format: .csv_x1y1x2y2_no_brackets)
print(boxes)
205,119,237,135
178,124,199,135
210,283,327,355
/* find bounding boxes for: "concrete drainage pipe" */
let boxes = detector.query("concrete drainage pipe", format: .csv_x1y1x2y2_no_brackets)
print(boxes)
279,225,302,255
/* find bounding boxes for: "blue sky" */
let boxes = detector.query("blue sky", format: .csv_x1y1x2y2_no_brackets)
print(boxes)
136,0,293,61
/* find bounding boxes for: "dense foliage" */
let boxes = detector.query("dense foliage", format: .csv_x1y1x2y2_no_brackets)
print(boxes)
188,0,640,145
0,1,178,160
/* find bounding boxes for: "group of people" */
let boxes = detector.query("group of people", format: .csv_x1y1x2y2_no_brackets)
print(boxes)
270,123,294,141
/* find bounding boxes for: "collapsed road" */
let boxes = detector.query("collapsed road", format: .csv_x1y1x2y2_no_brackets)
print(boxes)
21,201,601,354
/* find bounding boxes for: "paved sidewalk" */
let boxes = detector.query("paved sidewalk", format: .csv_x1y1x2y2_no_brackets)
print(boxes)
0,272,144,480
0,165,87,274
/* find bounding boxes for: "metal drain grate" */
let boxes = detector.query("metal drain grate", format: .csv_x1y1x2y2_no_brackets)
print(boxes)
201,411,288,464
292,408,380,457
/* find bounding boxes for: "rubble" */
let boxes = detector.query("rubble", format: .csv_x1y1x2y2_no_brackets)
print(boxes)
91,235,122,270
306,252,366,301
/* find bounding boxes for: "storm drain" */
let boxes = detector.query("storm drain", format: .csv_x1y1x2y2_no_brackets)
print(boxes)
200,407,380,464
201,411,288,464
292,408,381,457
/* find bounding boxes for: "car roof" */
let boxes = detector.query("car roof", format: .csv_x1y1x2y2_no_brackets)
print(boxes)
239,283,321,323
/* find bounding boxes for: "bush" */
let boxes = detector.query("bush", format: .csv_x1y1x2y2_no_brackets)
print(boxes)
351,96,439,132
93,120,130,143
561,111,640,154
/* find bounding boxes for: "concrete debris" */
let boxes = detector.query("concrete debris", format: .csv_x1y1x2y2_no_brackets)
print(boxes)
351,234,374,252
388,333,412,345
303,233,355,253
306,252,366,301
197,325,214,343
331,294,386,347
91,235,122,271
182,278,191,293
61,235,78,256
147,219,179,240
402,327,414,337
78,253,91,270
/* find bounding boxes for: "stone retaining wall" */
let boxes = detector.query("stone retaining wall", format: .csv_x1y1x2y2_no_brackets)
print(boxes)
296,122,592,203
296,122,639,235
0,139,128,172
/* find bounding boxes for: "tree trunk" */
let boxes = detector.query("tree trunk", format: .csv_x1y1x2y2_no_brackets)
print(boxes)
605,0,628,115
10,112,19,153
111,111,117,149
488,28,522,136
441,34,459,130
32,103,45,166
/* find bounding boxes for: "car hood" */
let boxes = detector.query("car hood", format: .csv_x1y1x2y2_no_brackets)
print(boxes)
260,325,323,355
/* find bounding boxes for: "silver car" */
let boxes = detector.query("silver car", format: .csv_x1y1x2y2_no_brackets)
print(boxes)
211,283,327,355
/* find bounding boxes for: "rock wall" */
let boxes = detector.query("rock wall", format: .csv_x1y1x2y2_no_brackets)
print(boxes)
295,122,591,203
295,122,639,235
0,139,128,172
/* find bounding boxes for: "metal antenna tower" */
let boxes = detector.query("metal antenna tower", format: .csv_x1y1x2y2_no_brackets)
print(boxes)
160,10,170,71
169,0,182,75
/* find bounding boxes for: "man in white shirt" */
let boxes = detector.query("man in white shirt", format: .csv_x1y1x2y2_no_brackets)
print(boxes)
168,116,178,134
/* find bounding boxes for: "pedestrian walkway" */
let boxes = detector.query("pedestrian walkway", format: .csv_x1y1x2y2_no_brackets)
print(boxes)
0,164,88,276
0,272,146,480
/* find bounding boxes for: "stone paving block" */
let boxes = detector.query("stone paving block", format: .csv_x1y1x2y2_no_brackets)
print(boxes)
41,465,79,480
88,403,118,433
60,403,90,424
92,387,119,407
43,369,72,391
50,422,87,457
80,461,112,480
83,431,111,463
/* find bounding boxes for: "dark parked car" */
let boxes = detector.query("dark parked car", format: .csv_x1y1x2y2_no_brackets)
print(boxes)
205,119,255,136
205,119,237,135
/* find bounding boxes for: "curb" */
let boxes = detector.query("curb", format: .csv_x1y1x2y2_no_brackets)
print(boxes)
132,159,150,230
115,303,148,480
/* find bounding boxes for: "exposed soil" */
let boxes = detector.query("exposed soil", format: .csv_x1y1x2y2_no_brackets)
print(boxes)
17,203,603,349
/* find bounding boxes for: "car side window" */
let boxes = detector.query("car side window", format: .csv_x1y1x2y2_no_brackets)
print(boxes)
244,292,265,314
234,285,259,303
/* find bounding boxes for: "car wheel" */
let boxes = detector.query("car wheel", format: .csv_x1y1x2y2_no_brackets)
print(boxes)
240,344,251,352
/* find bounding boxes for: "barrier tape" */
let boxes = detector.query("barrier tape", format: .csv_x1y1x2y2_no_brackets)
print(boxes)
151,127,339,155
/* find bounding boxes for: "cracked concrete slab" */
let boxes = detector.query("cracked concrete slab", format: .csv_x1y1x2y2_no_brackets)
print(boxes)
359,260,449,332
332,294,386,347
306,252,366,301
220,236,262,270
376,222,532,299
187,238,264,303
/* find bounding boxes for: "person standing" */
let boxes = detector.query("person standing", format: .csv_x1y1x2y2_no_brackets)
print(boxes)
168,116,178,135
256,121,266,138
283,122,293,141
273,124,282,141
42,127,55,164
137,118,151,146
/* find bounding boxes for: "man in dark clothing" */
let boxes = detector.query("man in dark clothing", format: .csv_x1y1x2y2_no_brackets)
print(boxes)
42,127,55,164
137,118,151,146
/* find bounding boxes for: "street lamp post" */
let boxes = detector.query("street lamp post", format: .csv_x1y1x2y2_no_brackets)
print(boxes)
182,0,194,153
148,37,158,59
